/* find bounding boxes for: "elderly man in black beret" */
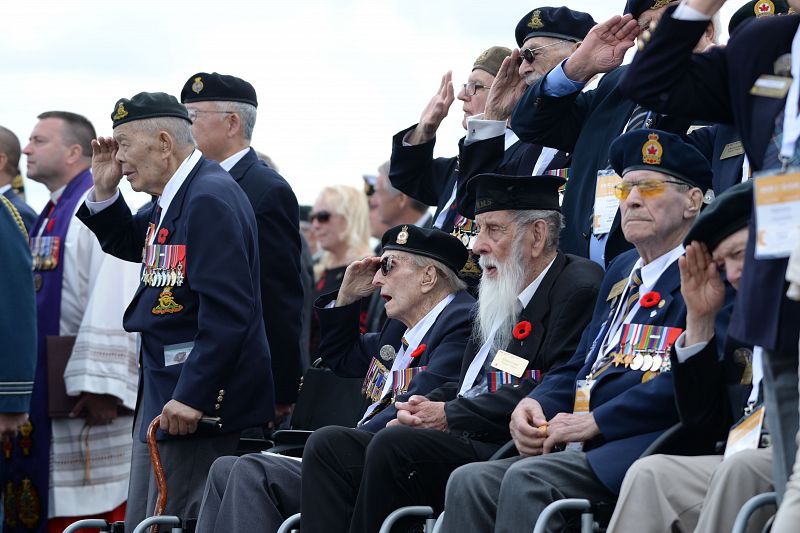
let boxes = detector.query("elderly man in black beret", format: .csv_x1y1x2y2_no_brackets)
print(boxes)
194,225,474,533
76,92,274,528
300,175,604,532
180,72,304,423
608,180,775,533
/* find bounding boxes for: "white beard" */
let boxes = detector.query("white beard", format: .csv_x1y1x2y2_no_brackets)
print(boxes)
524,72,543,86
473,252,528,350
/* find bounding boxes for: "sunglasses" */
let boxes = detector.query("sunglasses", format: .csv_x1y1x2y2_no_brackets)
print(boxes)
309,210,332,223
380,256,395,276
520,40,569,64
614,179,689,201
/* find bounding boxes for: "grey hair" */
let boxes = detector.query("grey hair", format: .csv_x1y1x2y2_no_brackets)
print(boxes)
218,101,257,141
129,116,196,148
510,209,564,253
407,254,467,294
377,166,428,213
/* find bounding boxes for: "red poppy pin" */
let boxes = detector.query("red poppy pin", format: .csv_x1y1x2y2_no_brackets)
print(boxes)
513,320,532,341
157,228,169,244
640,291,661,308
410,344,427,358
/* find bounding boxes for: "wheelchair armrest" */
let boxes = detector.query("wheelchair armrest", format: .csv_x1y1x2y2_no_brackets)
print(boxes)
265,430,314,457
489,440,519,460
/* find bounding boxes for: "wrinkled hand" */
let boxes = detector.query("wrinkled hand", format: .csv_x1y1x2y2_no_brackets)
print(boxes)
484,49,528,121
394,395,448,431
679,241,725,344
406,71,455,145
509,397,549,456
542,412,600,454
91,137,123,201
0,413,29,440
563,15,639,81
70,393,119,426
336,257,380,307
160,399,203,436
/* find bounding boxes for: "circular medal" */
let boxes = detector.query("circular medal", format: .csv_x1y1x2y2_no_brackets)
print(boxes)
630,353,644,371
641,354,653,372
34,274,43,292
170,270,178,286
650,354,662,372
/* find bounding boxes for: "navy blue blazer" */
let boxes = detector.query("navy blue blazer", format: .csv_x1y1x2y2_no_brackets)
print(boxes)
620,7,800,354
530,249,691,494
687,124,745,194
510,66,693,265
3,188,37,234
315,289,475,433
228,148,304,405
76,156,275,441
0,198,36,413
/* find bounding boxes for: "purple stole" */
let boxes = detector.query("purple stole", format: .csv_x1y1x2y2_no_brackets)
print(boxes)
2,170,92,532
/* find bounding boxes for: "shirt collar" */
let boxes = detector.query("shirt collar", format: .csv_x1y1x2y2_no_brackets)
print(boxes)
402,293,456,350
158,149,203,216
632,244,685,294
219,147,251,172
0,184,11,195
504,128,519,151
51,184,67,203
517,255,557,310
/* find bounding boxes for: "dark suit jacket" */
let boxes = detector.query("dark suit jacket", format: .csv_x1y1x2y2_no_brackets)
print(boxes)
3,188,36,234
76,156,275,441
425,252,603,450
620,7,800,354
315,290,475,432
228,148,304,405
510,66,692,264
529,249,719,494
389,124,569,233
687,124,746,194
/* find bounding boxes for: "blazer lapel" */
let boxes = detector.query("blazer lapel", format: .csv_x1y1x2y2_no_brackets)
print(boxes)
227,147,258,182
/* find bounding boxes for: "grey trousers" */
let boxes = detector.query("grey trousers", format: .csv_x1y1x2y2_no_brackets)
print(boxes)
771,336,800,533
761,347,799,501
195,453,302,533
439,450,615,533
123,411,240,531
607,450,774,533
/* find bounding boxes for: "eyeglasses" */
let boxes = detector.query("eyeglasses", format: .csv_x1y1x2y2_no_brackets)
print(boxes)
380,256,395,276
614,179,689,201
309,210,332,223
461,81,492,97
520,40,569,64
186,109,234,122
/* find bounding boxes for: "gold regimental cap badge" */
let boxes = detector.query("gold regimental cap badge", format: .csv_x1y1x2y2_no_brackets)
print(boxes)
113,102,129,121
528,9,544,29
641,133,663,165
192,76,204,94
755,0,775,16
396,225,409,245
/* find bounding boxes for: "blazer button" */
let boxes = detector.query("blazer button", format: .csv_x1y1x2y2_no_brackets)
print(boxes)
218,389,225,396
217,396,224,402
215,403,221,410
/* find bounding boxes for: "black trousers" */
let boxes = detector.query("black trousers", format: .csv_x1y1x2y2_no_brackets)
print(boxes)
301,425,500,533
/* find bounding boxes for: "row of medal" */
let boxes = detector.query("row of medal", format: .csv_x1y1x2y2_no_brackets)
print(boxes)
29,236,60,271
142,243,186,287
612,323,684,373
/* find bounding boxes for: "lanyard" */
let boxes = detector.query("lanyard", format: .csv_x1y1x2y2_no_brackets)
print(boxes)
780,26,800,163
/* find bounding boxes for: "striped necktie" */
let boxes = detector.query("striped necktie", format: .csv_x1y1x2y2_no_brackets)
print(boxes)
621,268,643,319
623,105,654,133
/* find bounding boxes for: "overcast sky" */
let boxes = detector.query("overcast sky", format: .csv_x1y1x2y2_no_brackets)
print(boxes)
3,0,740,213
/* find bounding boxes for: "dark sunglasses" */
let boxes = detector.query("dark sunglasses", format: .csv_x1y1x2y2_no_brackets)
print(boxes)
520,40,568,64
380,256,395,276
309,210,332,223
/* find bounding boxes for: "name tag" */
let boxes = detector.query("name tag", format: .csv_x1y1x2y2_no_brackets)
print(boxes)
750,75,792,99
754,169,800,259
491,350,529,378
164,342,193,366
724,405,766,459
720,141,745,160
593,170,622,235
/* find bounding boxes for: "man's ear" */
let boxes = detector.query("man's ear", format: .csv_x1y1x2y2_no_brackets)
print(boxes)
684,188,704,219
529,219,548,258
420,265,438,294
228,112,241,138
158,131,174,157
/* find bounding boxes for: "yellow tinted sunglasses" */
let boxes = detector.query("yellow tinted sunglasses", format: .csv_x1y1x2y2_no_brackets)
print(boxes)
614,178,688,201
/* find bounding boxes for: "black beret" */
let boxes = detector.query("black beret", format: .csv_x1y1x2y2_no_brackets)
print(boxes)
515,7,596,47
461,174,566,219
180,72,258,107
729,0,790,34
624,0,680,19
381,225,469,275
111,92,190,128
684,180,753,250
609,128,713,192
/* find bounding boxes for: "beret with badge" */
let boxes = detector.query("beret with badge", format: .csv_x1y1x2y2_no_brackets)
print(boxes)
684,180,753,251
381,225,469,276
111,92,190,128
729,0,790,35
515,7,596,47
624,0,680,19
609,128,713,193
472,46,512,77
460,173,566,219
180,72,258,107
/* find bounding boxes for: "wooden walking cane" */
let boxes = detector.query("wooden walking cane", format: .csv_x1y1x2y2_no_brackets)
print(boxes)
146,415,168,533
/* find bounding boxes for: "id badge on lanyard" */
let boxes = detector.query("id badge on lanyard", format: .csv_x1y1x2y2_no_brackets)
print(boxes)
592,170,622,236
565,379,596,452
753,167,800,259
724,405,766,460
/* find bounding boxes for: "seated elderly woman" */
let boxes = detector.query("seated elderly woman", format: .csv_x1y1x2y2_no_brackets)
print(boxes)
194,225,475,533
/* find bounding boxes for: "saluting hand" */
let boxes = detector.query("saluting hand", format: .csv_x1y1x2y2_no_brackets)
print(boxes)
679,241,725,345
484,50,528,122
160,399,203,436
406,71,456,145
336,257,381,307
563,15,640,82
91,137,123,202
